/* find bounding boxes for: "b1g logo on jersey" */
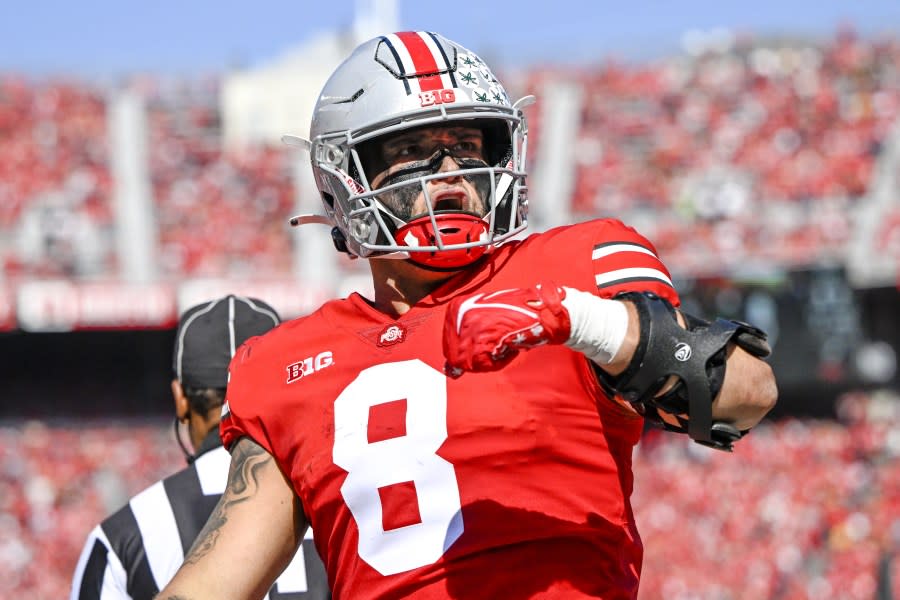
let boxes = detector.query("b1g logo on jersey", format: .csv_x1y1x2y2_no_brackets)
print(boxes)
418,89,455,107
286,351,334,384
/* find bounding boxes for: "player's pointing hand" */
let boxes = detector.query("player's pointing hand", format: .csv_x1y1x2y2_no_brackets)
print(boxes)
442,283,572,376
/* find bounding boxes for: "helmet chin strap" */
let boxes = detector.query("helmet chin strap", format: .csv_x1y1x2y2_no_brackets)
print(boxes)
395,213,491,269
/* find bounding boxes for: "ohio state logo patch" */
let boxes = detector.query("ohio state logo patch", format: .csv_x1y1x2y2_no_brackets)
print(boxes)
377,323,407,347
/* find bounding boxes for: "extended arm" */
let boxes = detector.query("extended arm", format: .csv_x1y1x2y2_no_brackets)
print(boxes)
601,296,777,432
444,284,778,450
595,291,777,448
155,437,306,600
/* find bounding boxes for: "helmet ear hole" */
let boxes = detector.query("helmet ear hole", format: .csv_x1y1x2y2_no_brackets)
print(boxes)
482,121,513,167
330,227,350,255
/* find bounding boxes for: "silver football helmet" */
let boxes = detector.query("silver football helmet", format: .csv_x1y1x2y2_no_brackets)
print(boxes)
290,31,532,269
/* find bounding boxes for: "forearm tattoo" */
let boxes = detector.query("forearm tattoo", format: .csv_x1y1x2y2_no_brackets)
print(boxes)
182,439,272,565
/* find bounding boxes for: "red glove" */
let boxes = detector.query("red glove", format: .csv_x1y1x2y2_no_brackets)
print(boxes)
443,283,572,377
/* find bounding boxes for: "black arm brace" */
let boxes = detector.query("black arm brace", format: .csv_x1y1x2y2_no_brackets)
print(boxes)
595,292,771,451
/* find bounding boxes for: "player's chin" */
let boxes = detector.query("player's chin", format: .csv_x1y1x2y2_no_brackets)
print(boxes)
463,187,487,215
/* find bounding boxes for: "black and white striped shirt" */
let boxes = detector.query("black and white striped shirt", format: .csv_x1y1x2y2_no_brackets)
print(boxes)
70,433,330,600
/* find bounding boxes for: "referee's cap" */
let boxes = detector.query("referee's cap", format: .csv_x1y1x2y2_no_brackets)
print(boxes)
173,295,281,388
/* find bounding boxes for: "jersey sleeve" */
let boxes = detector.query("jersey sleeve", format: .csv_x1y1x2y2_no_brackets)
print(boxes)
580,218,680,306
219,335,278,456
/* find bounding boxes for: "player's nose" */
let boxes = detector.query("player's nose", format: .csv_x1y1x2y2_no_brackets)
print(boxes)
435,153,463,179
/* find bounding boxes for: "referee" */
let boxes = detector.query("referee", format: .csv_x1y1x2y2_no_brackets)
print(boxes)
70,295,331,600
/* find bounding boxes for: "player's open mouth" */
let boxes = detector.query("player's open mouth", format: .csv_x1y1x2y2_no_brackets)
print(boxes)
431,190,466,212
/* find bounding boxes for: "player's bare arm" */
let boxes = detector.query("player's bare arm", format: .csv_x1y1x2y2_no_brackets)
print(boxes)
181,439,272,565
711,343,777,429
155,437,306,600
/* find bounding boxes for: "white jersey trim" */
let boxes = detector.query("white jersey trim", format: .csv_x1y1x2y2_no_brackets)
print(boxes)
592,243,657,260
595,267,674,288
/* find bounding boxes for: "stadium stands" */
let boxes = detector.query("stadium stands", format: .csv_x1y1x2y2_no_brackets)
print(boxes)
145,83,297,278
533,29,900,274
0,420,181,598
2,29,898,285
634,389,900,599
0,78,114,280
0,77,298,283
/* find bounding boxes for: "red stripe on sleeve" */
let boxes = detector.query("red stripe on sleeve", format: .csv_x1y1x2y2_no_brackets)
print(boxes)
395,31,443,91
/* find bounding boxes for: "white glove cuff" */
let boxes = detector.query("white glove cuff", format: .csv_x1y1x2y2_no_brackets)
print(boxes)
562,287,629,365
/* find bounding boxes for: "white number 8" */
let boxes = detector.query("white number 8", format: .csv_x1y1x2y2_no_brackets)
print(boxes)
333,360,463,575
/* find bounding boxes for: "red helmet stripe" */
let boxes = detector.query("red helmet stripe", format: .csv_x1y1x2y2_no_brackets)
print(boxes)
395,31,444,91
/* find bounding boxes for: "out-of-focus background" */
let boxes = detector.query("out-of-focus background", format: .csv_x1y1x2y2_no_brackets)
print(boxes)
2,1,899,598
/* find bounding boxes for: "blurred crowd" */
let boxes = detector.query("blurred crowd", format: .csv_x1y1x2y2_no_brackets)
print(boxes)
144,83,296,278
1,28,899,282
0,78,297,282
545,27,900,274
0,79,113,279
634,388,900,599
2,389,898,598
0,420,181,599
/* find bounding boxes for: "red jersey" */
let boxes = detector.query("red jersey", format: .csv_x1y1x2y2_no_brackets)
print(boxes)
221,219,679,600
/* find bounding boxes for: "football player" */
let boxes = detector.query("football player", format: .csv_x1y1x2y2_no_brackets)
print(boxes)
158,31,776,600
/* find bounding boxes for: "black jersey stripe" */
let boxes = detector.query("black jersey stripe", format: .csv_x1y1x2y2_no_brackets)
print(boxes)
101,504,158,599
163,465,221,554
301,538,334,599
80,445,331,599
592,240,654,251
76,538,109,600
595,274,676,290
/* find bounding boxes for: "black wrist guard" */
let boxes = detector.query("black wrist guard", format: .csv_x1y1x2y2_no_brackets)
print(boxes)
596,292,770,451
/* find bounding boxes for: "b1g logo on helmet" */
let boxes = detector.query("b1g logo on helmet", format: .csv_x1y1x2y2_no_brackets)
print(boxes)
286,351,334,383
419,89,456,107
